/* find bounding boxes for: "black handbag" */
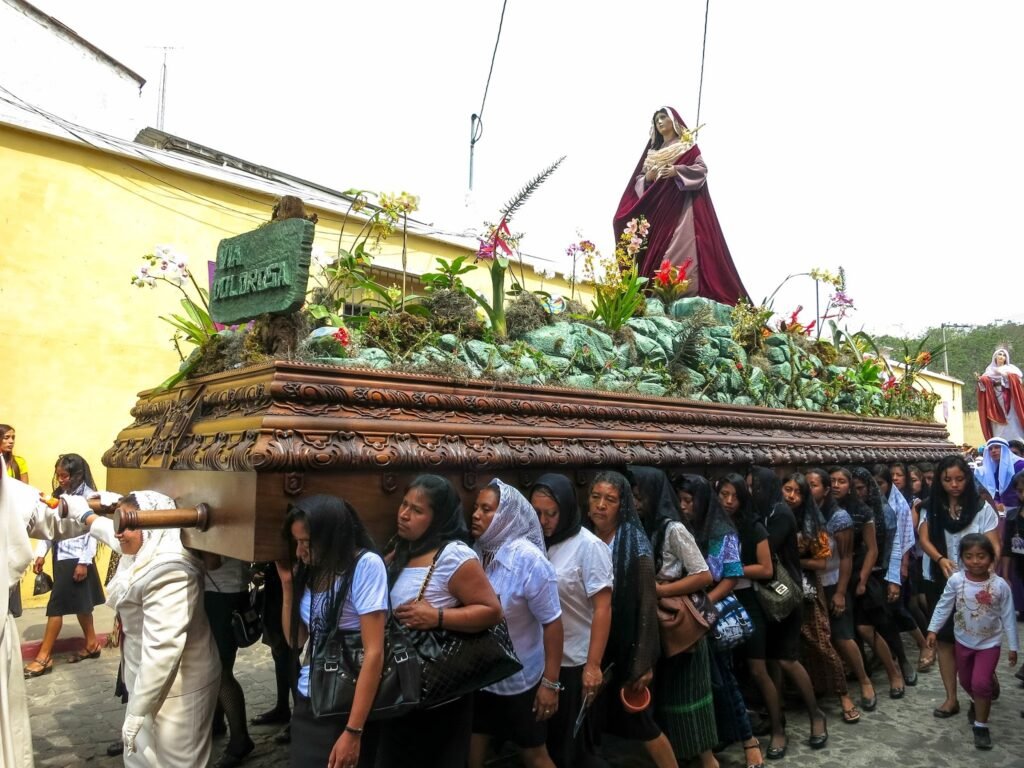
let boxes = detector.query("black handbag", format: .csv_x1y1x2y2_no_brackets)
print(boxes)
408,545,523,707
208,566,263,648
231,584,264,649
308,552,421,720
33,571,53,596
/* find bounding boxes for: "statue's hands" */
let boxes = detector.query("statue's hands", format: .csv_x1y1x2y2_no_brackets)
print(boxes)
656,165,676,181
644,168,658,183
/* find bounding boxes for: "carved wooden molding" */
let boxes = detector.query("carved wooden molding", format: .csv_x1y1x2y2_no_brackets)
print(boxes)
103,361,955,474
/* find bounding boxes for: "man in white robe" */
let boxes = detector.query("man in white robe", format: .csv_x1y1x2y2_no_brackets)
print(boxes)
2,458,36,767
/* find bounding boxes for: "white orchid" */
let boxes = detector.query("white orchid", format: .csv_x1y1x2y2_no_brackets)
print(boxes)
311,245,333,269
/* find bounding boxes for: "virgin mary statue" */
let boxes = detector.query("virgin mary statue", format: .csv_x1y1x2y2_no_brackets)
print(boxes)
613,106,748,305
977,348,1024,441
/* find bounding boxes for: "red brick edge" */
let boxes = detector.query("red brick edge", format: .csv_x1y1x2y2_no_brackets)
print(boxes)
21,633,111,661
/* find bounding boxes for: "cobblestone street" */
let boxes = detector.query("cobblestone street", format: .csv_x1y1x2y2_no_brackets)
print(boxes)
20,609,1024,767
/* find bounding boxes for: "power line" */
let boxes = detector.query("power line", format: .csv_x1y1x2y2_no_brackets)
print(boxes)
0,84,270,225
469,0,510,191
695,0,711,129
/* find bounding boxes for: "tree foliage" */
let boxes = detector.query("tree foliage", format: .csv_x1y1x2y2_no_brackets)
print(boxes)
874,321,1024,412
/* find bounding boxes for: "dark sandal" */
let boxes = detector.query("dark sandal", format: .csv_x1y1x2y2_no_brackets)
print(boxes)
67,645,101,663
932,703,960,718
23,657,52,678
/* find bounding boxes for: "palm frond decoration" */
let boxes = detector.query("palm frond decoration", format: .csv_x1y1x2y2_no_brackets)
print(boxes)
670,303,715,370
499,156,566,223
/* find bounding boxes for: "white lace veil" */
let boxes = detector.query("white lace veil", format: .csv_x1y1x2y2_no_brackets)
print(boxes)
104,490,201,610
473,478,545,559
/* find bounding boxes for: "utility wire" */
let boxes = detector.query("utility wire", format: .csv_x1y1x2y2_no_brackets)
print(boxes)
695,0,711,129
469,0,509,190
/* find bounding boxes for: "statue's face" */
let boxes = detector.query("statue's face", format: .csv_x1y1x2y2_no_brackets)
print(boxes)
996,351,1007,365
654,111,675,137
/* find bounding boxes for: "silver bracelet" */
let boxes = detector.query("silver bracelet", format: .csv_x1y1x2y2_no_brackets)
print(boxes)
540,676,564,692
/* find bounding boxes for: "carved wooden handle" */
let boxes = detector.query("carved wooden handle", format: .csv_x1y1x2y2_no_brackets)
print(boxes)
114,503,210,533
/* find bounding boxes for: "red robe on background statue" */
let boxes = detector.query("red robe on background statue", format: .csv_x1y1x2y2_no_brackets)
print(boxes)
977,348,1024,442
614,106,748,305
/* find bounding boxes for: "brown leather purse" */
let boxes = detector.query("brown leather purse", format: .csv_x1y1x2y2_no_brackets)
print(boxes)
656,590,718,658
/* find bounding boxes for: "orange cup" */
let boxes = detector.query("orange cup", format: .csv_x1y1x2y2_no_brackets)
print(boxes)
620,685,651,713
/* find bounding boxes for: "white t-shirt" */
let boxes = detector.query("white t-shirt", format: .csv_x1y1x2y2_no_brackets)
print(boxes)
484,539,561,695
297,553,389,697
204,556,249,594
928,572,1020,651
390,540,479,608
656,521,710,581
547,528,613,667
919,503,998,581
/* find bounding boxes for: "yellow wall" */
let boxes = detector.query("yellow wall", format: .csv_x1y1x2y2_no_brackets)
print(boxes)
1,123,581,604
963,410,986,450
912,369,964,447
0,123,576,493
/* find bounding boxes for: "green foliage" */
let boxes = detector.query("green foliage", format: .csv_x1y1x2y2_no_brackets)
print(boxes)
421,255,478,293
473,157,565,338
161,293,215,347
731,299,774,353
591,266,648,333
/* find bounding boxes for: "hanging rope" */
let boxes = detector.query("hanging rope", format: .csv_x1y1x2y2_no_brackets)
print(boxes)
469,0,510,190
695,0,711,129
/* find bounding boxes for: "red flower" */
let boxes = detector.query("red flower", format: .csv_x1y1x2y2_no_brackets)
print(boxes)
654,259,673,287
736,361,744,371
976,589,993,605
332,327,351,347
677,258,694,283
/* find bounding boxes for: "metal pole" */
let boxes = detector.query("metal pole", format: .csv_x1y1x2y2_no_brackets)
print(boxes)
942,324,949,374
157,48,169,130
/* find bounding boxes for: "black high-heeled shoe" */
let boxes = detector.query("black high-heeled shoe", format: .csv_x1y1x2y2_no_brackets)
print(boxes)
766,737,788,760
809,711,829,749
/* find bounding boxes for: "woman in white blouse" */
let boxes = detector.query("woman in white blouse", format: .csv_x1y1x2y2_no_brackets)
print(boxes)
529,473,612,768
918,455,1001,719
24,454,105,677
379,474,502,768
470,478,564,768
276,494,388,768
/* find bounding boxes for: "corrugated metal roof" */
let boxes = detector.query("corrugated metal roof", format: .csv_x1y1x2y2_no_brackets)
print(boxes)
0,101,561,269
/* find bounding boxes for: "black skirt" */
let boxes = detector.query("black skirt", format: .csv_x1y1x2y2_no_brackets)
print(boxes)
45,559,104,617
291,693,379,768
376,695,473,768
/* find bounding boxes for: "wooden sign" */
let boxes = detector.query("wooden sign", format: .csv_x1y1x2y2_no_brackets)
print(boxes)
210,218,313,324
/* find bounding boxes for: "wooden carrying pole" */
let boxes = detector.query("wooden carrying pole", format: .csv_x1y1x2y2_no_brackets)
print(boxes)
114,503,210,534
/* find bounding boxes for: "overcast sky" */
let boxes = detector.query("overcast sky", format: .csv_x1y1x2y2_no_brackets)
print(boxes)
36,0,1024,338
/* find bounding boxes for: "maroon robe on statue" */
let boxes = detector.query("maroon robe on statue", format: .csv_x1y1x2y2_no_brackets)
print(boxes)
614,107,748,305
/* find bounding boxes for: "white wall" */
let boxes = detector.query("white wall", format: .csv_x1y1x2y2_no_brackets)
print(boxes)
0,1,145,138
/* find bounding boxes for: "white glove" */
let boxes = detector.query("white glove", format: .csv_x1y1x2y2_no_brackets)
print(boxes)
122,713,146,755
60,495,91,523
